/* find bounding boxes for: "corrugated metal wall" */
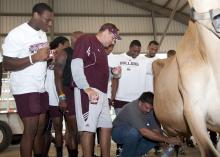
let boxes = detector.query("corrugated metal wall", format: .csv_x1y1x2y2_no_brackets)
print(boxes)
0,0,48,12
0,0,187,53
54,17,153,33
166,0,187,10
53,0,149,15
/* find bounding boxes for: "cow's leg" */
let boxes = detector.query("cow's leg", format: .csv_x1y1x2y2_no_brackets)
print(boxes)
183,101,219,157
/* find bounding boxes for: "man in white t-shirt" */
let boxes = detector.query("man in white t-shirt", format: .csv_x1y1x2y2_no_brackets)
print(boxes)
2,3,54,157
109,40,148,114
144,40,159,93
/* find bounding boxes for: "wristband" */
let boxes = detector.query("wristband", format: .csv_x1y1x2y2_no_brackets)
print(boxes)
59,94,66,101
29,55,34,65
59,93,65,97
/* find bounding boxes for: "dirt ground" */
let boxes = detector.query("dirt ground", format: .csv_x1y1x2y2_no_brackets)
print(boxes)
0,142,202,157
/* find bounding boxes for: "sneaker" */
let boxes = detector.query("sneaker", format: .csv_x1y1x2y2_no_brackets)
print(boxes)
116,147,122,157
154,145,163,155
186,138,195,148
179,146,186,155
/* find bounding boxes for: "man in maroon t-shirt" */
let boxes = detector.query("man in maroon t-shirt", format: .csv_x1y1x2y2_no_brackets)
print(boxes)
71,23,121,157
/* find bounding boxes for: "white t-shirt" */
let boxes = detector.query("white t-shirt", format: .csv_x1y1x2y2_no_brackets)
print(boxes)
2,23,48,94
107,53,119,99
45,69,59,106
108,53,148,102
143,55,159,92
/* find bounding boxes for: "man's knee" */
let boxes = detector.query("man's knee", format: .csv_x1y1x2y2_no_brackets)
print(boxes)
124,128,141,143
22,118,39,136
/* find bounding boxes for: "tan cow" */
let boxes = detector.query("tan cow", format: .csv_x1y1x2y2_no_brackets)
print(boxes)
153,0,220,157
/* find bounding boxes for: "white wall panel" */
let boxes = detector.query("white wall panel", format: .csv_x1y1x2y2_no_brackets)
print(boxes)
155,17,187,33
54,0,150,15
54,16,152,33
0,16,30,33
158,35,183,52
0,0,48,13
105,17,152,33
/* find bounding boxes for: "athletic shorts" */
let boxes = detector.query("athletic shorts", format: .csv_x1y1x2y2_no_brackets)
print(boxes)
74,88,112,132
113,99,129,108
49,86,75,117
49,104,74,118
14,92,49,118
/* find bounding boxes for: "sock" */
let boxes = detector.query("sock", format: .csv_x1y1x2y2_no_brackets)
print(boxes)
56,146,63,157
67,148,78,157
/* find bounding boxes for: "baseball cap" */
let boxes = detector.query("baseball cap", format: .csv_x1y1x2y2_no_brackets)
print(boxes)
99,23,121,40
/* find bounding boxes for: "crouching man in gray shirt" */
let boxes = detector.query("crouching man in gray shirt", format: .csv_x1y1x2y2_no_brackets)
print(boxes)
112,92,181,157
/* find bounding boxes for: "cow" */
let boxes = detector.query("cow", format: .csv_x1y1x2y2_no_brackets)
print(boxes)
153,0,220,157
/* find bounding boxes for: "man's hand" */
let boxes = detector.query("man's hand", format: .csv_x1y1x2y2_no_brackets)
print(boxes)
109,98,115,106
84,87,99,104
111,66,121,78
59,100,68,113
166,136,181,145
32,47,50,62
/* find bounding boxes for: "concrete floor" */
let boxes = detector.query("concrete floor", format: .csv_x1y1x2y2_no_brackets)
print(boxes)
0,143,202,157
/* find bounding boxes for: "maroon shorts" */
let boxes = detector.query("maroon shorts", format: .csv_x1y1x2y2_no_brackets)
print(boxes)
14,92,49,118
113,99,129,108
49,87,75,118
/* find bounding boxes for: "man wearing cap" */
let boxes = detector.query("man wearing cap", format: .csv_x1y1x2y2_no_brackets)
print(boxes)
71,23,121,157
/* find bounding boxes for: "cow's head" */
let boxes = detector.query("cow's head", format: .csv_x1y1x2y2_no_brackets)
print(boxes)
190,8,220,37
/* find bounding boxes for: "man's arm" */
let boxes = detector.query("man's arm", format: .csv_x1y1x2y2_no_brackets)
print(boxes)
71,58,98,103
111,78,119,100
110,65,121,105
111,78,119,106
139,127,181,145
3,47,49,71
54,50,67,112
71,58,89,89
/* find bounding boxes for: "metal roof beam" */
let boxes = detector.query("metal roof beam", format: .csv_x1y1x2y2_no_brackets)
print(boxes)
163,0,173,7
117,0,190,25
178,2,189,12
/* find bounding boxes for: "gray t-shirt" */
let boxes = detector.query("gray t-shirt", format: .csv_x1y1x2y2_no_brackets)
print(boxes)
113,100,160,130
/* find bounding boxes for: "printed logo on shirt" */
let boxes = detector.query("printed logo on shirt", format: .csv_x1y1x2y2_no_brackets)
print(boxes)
146,71,153,75
29,42,48,53
86,46,91,56
120,61,139,66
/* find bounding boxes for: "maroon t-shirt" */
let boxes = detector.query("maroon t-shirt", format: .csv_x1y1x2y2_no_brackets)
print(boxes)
73,34,109,93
